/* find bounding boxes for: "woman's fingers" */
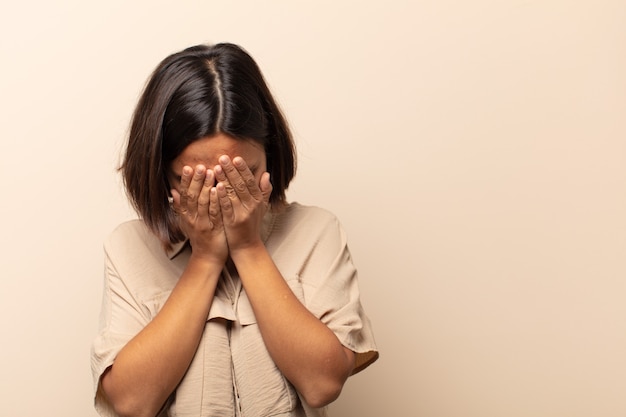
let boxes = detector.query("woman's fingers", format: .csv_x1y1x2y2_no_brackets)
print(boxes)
216,155,263,206
187,165,206,217
177,166,193,213
216,181,234,219
196,169,214,218
233,156,265,202
259,171,273,203
179,165,209,217
208,186,222,228
213,161,237,214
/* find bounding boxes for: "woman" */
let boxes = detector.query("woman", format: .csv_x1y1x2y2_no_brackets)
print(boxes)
91,43,378,417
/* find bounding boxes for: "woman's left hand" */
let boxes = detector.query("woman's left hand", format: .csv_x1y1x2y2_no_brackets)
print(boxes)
214,155,272,253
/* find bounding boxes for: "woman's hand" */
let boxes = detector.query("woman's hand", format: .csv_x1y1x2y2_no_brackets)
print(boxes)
170,164,228,264
214,155,272,253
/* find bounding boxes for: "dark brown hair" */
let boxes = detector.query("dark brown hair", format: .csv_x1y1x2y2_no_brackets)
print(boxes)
120,43,296,249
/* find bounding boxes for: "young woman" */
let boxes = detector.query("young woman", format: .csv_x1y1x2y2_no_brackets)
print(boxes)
91,43,378,417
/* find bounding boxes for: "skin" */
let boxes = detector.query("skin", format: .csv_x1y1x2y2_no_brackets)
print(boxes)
101,133,355,417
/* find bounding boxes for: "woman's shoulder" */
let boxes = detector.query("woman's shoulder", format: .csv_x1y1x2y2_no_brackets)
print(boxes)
281,202,339,223
271,202,345,242
106,219,151,244
278,202,339,228
104,219,166,259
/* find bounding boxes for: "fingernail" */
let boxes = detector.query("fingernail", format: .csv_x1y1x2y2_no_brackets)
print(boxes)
204,171,215,185
183,166,192,176
219,155,230,165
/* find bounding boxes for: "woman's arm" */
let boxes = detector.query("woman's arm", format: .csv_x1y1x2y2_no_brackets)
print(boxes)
101,257,222,417
215,156,355,408
231,245,356,408
101,165,228,417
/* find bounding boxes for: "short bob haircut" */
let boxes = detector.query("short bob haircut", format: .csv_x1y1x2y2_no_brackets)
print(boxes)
120,43,296,250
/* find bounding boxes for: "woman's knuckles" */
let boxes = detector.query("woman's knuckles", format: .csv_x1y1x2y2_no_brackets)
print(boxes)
234,181,247,193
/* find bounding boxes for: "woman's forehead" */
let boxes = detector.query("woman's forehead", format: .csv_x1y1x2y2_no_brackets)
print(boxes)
170,133,265,173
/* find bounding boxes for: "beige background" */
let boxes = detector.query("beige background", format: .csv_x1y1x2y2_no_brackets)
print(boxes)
1,1,625,416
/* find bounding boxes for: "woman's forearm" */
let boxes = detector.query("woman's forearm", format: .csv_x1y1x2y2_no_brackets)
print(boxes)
231,244,355,408
101,256,222,417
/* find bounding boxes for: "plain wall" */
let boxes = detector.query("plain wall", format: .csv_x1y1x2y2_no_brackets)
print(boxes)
1,1,624,416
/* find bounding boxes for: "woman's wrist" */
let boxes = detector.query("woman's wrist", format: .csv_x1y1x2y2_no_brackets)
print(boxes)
228,239,266,264
186,252,226,278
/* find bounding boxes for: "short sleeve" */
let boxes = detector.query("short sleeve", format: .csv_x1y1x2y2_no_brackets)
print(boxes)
90,242,155,416
283,207,379,374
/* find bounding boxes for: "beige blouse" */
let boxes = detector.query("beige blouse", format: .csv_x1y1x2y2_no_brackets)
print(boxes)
91,202,378,417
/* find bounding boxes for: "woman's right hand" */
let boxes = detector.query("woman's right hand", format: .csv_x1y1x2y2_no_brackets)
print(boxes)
170,164,228,265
